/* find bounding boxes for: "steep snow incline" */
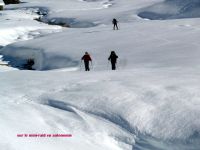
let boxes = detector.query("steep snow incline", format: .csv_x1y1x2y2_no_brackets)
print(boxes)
138,0,200,20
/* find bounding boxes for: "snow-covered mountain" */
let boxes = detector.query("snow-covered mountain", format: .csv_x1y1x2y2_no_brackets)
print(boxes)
1,0,200,150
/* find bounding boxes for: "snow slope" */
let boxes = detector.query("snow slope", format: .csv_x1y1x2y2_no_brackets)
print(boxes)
138,0,200,20
1,0,200,150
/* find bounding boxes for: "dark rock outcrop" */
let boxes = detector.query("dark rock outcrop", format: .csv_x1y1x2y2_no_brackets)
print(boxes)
0,5,3,10
3,0,20,5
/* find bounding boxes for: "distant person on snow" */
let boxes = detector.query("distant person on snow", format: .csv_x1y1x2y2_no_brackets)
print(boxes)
108,51,118,70
82,52,92,71
112,18,118,30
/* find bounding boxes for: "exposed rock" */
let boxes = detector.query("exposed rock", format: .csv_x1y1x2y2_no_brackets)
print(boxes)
3,0,20,5
0,5,3,10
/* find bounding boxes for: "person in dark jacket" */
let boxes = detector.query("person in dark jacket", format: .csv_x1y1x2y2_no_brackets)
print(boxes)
108,51,118,70
112,18,118,30
82,52,92,71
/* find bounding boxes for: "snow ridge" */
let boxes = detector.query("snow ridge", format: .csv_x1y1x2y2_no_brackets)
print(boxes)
138,0,200,20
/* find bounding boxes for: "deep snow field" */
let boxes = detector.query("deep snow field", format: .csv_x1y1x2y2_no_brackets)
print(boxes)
1,0,200,150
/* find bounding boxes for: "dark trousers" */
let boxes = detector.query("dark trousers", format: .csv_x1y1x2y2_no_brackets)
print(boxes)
84,61,90,71
111,62,116,70
113,24,118,30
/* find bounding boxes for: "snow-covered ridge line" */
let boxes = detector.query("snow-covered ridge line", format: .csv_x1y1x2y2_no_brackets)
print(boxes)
5,6,99,28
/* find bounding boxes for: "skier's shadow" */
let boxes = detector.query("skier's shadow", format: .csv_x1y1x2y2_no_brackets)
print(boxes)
84,31,101,34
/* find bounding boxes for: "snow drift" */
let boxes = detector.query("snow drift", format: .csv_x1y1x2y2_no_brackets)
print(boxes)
138,0,200,20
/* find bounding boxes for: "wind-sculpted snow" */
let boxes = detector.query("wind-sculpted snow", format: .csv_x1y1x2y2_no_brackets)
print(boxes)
1,69,200,150
1,45,79,70
138,0,200,20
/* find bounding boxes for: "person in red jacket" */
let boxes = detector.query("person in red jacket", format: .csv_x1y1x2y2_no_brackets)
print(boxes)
82,52,92,71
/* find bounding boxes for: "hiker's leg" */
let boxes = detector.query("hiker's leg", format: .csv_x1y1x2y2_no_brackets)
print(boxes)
116,24,119,30
85,61,90,71
111,63,116,70
84,62,87,71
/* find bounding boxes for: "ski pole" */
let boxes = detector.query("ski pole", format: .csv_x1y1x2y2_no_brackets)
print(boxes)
80,60,83,70
91,61,93,70
108,60,110,69
116,62,119,70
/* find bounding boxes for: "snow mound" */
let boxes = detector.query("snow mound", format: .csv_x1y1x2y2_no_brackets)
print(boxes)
138,0,200,20
1,45,79,70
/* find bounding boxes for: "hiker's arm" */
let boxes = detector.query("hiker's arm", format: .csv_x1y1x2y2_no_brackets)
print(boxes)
108,55,111,60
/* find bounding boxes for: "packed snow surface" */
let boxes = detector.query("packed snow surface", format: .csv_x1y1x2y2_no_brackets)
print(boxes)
1,0,200,150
